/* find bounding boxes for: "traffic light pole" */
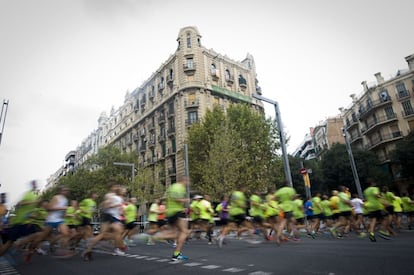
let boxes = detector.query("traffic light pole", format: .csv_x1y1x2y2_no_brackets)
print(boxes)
252,93,293,187
342,128,363,199
0,99,9,147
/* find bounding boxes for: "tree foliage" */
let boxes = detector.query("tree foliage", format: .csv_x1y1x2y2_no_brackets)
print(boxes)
319,143,390,194
391,131,414,180
187,104,283,200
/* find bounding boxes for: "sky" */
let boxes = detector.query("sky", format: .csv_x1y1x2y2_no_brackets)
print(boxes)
1,0,413,206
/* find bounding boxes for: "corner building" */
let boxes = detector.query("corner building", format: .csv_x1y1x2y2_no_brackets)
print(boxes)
94,26,263,187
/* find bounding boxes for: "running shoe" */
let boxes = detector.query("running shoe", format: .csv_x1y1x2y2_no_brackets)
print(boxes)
369,232,376,242
82,251,93,261
112,248,126,256
217,235,224,248
378,230,392,240
36,248,47,255
171,252,188,261
329,228,337,238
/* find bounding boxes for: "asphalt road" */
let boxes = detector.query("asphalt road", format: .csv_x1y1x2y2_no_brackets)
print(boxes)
2,230,414,275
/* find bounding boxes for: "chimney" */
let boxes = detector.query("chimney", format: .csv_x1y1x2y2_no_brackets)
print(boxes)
361,81,368,92
350,93,357,103
374,72,384,84
405,54,414,71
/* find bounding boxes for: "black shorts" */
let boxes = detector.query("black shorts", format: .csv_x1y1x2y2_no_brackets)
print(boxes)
385,205,394,214
252,216,264,224
157,219,167,228
229,214,246,226
2,223,40,242
367,210,388,219
338,211,352,218
80,217,92,227
125,221,138,230
167,211,186,225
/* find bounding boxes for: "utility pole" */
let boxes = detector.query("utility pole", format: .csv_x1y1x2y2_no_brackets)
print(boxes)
0,99,9,147
252,94,293,187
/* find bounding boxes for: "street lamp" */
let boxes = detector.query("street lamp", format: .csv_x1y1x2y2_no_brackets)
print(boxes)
252,93,293,187
113,162,135,194
341,128,363,198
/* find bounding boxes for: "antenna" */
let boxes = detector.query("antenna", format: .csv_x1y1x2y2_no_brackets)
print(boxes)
0,99,10,146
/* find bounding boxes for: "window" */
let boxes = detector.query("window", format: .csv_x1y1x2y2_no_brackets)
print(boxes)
396,82,408,98
187,33,191,48
402,100,414,116
384,106,395,119
185,58,194,69
239,74,247,86
379,89,390,102
210,64,216,75
225,69,231,81
188,111,198,124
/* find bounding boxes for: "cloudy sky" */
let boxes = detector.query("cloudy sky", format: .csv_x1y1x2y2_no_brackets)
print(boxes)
1,0,413,205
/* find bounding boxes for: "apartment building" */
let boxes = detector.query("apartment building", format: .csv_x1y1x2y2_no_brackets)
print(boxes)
342,54,414,186
49,26,264,188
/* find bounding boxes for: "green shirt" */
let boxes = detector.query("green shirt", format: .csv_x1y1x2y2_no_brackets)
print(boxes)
11,190,38,225
65,206,81,226
275,187,296,212
124,203,137,223
364,186,384,212
321,199,333,217
401,196,414,212
293,199,304,219
148,203,159,222
312,196,322,215
79,198,97,219
29,207,48,227
249,194,264,218
338,192,352,212
393,196,403,213
229,190,247,216
166,182,186,217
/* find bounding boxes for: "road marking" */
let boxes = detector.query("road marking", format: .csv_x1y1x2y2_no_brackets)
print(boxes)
223,267,246,272
183,262,203,267
156,258,171,262
248,272,273,275
145,257,159,261
201,265,221,269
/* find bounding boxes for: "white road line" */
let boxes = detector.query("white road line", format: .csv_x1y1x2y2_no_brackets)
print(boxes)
201,265,221,269
248,271,273,275
183,262,203,267
222,267,246,273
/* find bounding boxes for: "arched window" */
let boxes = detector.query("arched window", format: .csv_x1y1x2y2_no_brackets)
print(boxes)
210,64,216,75
225,69,231,81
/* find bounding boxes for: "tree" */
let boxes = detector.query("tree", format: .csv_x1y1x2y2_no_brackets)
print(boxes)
42,146,138,203
187,104,283,201
320,143,390,194
391,131,414,180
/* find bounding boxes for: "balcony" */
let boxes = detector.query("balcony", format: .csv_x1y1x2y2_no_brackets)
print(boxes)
167,75,174,85
185,119,199,127
167,127,175,136
168,167,176,176
138,144,146,153
184,99,199,108
365,131,403,150
397,89,410,101
149,91,155,101
360,113,397,134
183,63,196,74
358,98,392,119
402,108,414,117
158,82,165,92
346,118,359,130
158,115,166,124
225,75,234,85
148,140,156,148
158,135,166,143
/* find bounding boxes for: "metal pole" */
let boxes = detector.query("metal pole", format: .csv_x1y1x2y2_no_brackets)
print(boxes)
0,100,9,146
274,103,293,187
131,163,135,196
342,129,363,198
252,94,293,187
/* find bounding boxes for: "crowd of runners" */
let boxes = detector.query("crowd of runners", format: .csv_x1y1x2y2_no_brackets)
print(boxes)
0,177,413,264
